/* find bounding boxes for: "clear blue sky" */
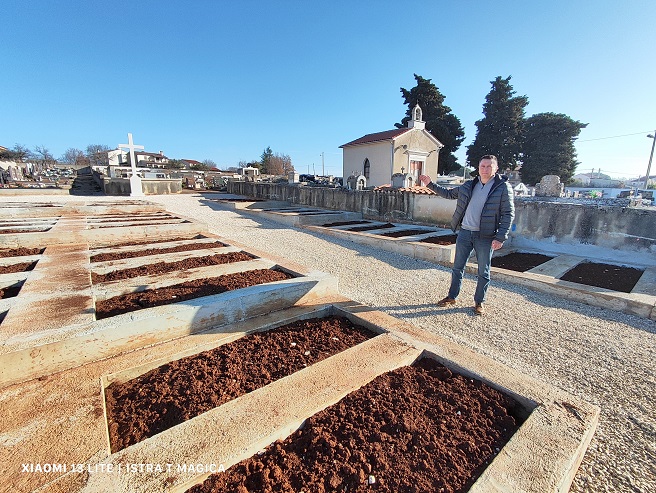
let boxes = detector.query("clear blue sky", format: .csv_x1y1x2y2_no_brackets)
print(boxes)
2,0,655,180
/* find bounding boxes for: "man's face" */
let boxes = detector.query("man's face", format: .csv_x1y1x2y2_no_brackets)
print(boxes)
479,158,498,180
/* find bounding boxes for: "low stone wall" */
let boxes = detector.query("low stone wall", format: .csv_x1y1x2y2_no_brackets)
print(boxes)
102,177,182,195
227,181,656,256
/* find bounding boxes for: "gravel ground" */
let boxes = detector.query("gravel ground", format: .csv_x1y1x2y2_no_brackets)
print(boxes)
5,193,655,492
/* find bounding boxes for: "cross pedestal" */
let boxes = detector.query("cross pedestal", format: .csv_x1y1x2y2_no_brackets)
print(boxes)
118,133,145,197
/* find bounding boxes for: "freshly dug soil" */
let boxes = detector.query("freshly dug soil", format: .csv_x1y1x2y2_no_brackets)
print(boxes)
321,220,371,227
95,269,295,319
0,228,50,234
491,252,555,272
0,284,22,299
0,261,37,274
97,235,206,249
347,223,395,232
90,241,227,263
419,234,458,245
188,358,522,493
379,228,435,238
92,216,174,223
91,252,254,283
0,247,43,258
105,316,375,452
95,221,188,229
560,261,643,293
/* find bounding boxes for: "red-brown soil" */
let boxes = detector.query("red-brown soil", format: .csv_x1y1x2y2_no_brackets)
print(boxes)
419,234,458,245
90,241,227,262
379,228,435,238
321,220,371,227
91,216,174,223
347,223,395,232
491,252,555,272
560,261,643,293
95,269,295,319
94,221,188,229
0,228,50,234
91,252,254,283
105,316,375,452
188,358,522,493
0,247,43,258
97,236,206,249
0,261,37,274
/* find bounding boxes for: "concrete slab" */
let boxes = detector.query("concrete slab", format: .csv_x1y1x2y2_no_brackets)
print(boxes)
0,299,599,493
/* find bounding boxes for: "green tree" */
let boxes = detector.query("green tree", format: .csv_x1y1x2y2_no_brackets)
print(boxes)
520,113,587,186
260,146,274,174
397,74,465,175
167,159,186,169
466,75,528,170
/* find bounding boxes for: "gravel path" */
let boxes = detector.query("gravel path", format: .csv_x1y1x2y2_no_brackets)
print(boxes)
150,194,656,493
5,193,655,492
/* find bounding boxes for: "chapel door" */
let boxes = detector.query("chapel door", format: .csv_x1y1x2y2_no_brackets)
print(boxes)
410,160,423,185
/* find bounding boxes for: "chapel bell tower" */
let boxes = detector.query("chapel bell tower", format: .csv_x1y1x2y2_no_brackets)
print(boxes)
408,104,425,130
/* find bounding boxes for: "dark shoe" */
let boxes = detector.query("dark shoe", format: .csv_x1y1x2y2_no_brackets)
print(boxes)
474,304,484,316
437,297,457,307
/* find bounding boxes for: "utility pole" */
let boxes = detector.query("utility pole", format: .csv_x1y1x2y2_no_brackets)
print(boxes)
321,152,325,176
645,132,656,190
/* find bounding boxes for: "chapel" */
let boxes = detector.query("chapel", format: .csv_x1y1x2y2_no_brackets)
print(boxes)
340,105,444,188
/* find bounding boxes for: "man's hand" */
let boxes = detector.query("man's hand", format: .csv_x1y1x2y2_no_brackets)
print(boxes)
492,240,504,251
419,174,431,187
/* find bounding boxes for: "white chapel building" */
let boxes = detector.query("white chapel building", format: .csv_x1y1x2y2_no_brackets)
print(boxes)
340,105,444,188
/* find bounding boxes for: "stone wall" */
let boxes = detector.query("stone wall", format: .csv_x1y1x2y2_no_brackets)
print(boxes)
227,181,656,255
102,177,182,195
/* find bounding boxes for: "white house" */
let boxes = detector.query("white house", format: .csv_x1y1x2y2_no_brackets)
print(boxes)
340,105,443,188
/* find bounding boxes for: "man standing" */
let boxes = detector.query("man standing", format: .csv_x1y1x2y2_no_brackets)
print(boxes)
419,155,514,315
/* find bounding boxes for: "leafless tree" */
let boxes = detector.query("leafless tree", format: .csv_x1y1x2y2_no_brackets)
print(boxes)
268,153,294,175
61,148,87,166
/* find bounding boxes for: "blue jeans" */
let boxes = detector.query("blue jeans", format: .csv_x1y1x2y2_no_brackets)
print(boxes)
447,229,494,305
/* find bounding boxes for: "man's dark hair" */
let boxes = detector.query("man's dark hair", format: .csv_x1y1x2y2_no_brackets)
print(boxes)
479,155,498,165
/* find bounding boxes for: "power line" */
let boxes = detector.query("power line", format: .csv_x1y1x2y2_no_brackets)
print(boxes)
578,131,653,143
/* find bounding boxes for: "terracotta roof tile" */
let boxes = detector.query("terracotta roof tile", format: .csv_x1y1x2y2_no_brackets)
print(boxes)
340,128,411,147
373,184,436,195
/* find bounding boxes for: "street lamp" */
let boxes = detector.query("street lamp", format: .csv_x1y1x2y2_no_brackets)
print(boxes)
645,132,656,190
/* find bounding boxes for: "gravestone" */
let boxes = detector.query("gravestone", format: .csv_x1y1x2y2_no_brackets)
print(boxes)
391,173,414,188
347,174,366,190
535,175,563,197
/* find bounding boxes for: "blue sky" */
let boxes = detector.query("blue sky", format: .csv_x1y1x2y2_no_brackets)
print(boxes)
2,0,655,180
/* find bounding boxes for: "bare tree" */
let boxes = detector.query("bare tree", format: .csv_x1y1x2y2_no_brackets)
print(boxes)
268,153,294,175
61,148,87,166
12,144,31,162
86,144,111,167
33,145,55,168
202,159,218,169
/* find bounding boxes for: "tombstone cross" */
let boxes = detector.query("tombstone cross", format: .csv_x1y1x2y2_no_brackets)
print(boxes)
118,133,145,196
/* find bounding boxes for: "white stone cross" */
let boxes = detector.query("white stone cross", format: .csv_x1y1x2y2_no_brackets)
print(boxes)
118,132,145,197
118,133,144,177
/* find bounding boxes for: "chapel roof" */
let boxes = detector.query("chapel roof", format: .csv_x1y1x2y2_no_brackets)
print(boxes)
340,128,411,148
